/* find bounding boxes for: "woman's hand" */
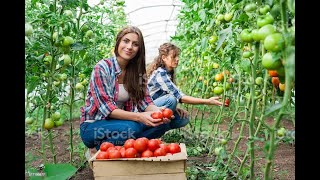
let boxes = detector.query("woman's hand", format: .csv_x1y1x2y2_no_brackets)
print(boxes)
176,108,189,119
208,96,223,106
138,111,164,127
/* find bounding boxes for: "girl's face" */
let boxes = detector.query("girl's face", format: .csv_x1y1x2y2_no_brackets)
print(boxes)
117,33,139,62
162,50,179,71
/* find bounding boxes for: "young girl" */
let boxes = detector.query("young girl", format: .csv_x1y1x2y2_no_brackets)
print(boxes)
80,26,172,154
147,43,223,127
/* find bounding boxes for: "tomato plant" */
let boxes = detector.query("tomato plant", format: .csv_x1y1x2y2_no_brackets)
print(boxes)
25,117,34,124
213,86,224,95
262,53,282,70
257,24,276,41
257,14,274,27
244,3,257,12
272,77,280,87
255,77,263,85
44,118,54,130
264,33,285,52
225,98,230,107
279,83,285,91
240,29,253,43
268,70,278,77
215,73,224,82
259,5,270,15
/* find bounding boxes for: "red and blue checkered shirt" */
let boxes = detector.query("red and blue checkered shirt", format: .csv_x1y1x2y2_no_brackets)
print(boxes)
80,56,154,124
147,67,185,102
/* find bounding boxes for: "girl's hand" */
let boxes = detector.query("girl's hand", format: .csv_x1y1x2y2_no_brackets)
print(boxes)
176,108,189,119
159,106,175,123
208,96,223,106
138,112,163,127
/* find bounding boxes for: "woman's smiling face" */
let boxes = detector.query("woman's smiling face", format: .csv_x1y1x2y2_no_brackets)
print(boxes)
117,32,139,62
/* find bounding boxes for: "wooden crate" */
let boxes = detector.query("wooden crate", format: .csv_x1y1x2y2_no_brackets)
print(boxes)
88,143,188,180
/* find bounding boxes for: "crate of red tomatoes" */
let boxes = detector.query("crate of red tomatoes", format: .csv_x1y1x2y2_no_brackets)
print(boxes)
88,137,187,180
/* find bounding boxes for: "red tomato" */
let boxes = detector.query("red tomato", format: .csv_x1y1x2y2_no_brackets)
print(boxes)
124,139,135,149
155,138,162,144
153,148,166,157
268,70,278,77
96,151,109,159
148,139,160,151
167,143,181,154
159,143,170,153
107,147,117,154
166,153,173,156
140,137,149,144
125,147,138,158
134,138,148,152
100,142,114,151
151,112,163,119
120,147,126,158
162,108,173,119
114,146,122,150
225,98,230,107
108,150,122,159
141,149,154,158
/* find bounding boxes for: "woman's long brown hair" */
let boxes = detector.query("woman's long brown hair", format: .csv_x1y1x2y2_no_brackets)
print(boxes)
114,26,146,104
146,42,180,83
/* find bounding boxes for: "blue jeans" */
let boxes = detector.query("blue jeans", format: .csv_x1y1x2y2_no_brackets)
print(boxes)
80,94,189,150
152,94,190,129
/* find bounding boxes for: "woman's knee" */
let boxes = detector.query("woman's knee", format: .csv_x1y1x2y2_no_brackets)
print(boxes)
165,94,178,110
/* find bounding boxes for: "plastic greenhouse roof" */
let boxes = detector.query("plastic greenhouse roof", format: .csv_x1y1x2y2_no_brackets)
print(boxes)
123,0,183,64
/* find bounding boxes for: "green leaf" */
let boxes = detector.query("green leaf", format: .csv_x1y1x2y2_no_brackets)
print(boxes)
43,163,77,180
27,76,40,93
216,25,232,52
198,9,206,22
27,168,44,180
71,42,87,51
201,37,208,50
265,103,283,116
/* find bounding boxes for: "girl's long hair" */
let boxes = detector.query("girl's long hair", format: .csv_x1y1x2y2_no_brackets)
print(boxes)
146,42,180,83
114,26,146,104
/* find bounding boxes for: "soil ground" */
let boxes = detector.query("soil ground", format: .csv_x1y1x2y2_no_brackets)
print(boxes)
25,116,295,180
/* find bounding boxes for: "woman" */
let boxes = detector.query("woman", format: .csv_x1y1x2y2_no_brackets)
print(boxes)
80,26,172,154
146,43,223,125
